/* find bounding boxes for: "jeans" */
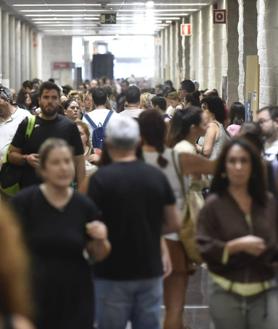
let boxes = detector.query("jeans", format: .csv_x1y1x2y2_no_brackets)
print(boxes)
94,277,163,329
208,277,278,329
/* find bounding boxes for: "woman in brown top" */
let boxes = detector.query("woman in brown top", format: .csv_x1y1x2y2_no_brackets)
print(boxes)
197,138,278,329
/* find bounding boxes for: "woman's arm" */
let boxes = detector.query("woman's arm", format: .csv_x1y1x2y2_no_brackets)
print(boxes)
202,123,218,158
179,153,216,175
86,221,111,262
161,237,172,278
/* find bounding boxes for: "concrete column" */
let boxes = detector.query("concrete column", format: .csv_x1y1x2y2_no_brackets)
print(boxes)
21,23,27,81
154,34,161,84
9,15,16,89
182,16,190,80
37,33,43,80
26,26,31,79
190,12,199,82
165,27,170,80
30,30,39,79
175,21,182,86
15,20,21,90
159,30,164,81
238,0,258,102
169,23,173,83
2,11,10,87
257,0,278,107
226,0,239,104
83,39,91,80
0,8,2,83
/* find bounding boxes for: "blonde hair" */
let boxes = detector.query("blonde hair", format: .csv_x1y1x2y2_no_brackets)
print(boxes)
140,93,153,110
0,202,32,317
75,120,91,149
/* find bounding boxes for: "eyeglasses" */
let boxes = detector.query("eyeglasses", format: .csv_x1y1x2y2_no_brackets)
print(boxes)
258,118,272,125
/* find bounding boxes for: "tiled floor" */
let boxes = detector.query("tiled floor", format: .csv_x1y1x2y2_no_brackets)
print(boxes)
185,265,210,329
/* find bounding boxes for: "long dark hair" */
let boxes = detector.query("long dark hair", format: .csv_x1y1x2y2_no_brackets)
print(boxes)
168,106,203,147
210,138,267,206
138,110,168,168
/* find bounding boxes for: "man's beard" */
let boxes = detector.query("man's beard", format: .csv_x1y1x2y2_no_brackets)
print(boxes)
41,106,58,117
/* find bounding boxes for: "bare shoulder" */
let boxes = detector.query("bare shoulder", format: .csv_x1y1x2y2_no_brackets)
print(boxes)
12,315,35,329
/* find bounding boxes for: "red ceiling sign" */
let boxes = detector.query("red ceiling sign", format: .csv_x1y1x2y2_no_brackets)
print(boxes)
180,23,192,37
213,9,227,24
52,62,74,70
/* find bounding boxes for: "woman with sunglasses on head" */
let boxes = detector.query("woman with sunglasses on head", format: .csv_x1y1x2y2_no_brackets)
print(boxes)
197,138,278,329
12,138,110,329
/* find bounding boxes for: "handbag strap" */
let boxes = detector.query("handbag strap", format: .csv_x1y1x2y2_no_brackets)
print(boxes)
171,149,186,197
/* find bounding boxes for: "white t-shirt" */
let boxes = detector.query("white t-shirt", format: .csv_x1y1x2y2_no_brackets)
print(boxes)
82,108,118,139
264,140,278,161
0,107,31,163
120,108,144,119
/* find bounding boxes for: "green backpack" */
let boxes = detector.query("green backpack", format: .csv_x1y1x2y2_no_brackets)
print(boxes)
0,115,36,197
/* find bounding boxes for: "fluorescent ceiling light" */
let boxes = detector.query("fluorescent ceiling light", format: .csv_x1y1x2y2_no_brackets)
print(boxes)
14,2,208,7
21,9,196,13
145,1,154,8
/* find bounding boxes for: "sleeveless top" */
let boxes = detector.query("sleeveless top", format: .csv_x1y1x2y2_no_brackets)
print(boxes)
209,121,230,160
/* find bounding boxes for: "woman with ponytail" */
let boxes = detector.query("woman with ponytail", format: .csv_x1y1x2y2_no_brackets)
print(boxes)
139,109,212,329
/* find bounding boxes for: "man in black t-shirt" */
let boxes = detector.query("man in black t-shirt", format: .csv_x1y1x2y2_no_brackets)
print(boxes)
8,82,85,188
86,116,181,329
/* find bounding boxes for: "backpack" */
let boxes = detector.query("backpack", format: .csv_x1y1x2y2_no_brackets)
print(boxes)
84,111,113,149
0,115,36,197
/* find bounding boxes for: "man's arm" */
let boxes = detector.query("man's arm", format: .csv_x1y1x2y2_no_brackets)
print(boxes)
74,154,86,188
162,204,181,234
8,145,39,168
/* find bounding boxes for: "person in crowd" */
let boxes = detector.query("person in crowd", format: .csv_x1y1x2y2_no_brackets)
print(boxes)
76,120,98,175
12,138,111,329
16,89,32,112
22,81,33,93
61,85,72,97
83,115,181,329
179,79,196,104
116,79,129,113
0,202,34,329
197,138,278,329
200,96,230,160
83,90,94,113
139,109,214,329
165,91,183,117
151,96,168,118
82,88,117,151
184,91,201,108
120,85,144,119
90,79,98,89
140,92,153,111
63,99,81,121
239,122,264,154
256,106,278,161
8,81,85,189
227,102,246,137
0,86,31,168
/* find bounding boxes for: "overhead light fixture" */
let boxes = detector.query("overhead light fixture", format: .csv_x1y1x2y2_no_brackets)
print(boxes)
145,1,154,8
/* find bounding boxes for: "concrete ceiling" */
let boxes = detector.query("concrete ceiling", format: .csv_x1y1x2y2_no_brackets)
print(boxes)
3,0,212,36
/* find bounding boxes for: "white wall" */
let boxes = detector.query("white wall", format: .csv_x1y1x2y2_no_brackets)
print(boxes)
41,35,73,86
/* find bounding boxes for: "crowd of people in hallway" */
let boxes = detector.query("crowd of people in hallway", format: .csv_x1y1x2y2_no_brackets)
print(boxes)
0,74,278,329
